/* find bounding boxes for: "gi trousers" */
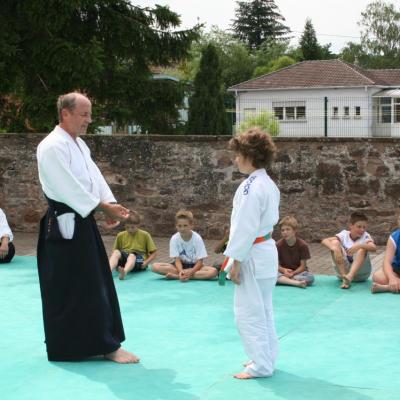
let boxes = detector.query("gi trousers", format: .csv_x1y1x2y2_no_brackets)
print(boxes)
234,262,278,377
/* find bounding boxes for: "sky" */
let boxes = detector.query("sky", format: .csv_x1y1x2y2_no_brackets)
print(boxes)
134,0,376,53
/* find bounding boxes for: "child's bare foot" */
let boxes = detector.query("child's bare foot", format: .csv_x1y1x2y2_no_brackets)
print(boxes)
297,280,307,288
165,272,178,280
105,348,140,364
371,282,389,293
118,267,127,280
234,372,254,379
341,275,351,289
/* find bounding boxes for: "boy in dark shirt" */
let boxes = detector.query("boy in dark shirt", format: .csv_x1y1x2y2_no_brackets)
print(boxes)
276,216,314,288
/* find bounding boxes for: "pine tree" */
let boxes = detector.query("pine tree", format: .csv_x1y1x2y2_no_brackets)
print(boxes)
0,1,199,132
299,18,322,60
231,0,290,50
187,44,229,135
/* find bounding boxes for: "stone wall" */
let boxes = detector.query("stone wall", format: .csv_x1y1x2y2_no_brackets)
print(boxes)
1,134,399,244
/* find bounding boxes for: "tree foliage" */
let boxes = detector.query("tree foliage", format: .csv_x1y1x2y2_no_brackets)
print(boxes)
299,18,321,60
359,1,400,57
253,55,296,78
186,44,229,135
237,111,279,136
231,0,290,50
0,0,200,132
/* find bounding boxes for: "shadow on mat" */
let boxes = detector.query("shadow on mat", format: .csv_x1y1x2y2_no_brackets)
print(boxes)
259,370,374,400
57,361,200,400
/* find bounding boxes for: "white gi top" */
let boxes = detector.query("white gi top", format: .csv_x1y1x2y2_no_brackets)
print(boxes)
170,231,208,264
224,168,280,279
37,125,116,218
0,208,13,242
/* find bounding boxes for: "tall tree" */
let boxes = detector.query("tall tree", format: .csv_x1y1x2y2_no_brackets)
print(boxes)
299,18,322,60
359,1,400,58
231,0,290,50
0,1,199,132
187,44,228,135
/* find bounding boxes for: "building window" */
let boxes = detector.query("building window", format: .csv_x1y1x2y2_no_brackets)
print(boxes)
354,106,361,118
332,106,339,118
274,107,284,120
378,98,391,123
395,98,400,123
273,101,306,121
343,106,350,118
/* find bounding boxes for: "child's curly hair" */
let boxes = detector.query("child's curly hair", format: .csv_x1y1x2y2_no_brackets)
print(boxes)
228,127,276,169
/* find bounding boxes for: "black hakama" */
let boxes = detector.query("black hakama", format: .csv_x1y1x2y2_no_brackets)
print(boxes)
37,199,125,361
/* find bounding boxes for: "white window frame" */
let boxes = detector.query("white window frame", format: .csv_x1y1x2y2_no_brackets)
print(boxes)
273,101,306,121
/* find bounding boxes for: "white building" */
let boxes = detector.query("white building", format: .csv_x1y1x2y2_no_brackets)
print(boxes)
229,59,400,137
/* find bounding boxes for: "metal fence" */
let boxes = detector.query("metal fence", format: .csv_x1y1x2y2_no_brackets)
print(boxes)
228,96,400,138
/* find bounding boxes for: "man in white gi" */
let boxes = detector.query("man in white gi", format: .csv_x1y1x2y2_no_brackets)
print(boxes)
224,128,280,379
37,92,138,363
0,208,15,263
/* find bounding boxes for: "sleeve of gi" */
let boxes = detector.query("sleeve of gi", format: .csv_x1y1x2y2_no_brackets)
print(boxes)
38,143,100,218
0,209,13,242
224,185,262,262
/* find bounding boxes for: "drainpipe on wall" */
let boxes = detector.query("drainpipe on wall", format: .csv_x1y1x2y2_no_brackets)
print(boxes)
324,97,328,137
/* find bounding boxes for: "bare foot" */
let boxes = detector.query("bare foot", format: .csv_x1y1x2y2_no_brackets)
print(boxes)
297,280,307,288
105,348,140,364
341,275,351,289
371,282,389,294
234,372,254,379
165,272,178,280
118,267,127,280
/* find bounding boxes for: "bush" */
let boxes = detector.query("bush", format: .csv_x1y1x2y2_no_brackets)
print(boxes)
237,111,279,136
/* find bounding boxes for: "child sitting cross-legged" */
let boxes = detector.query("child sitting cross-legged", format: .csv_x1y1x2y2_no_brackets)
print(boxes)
276,216,314,288
109,211,157,280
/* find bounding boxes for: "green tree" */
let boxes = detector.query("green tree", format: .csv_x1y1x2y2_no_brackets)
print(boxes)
253,55,296,77
231,0,290,50
0,1,199,132
359,1,400,57
187,44,229,135
299,18,322,60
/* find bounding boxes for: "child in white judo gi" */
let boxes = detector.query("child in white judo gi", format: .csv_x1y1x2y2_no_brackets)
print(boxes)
224,127,280,379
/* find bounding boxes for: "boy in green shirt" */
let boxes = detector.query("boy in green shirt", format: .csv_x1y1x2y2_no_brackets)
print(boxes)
109,211,157,280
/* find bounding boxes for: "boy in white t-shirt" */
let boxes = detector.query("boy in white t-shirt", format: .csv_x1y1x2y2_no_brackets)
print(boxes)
151,210,218,281
322,211,377,289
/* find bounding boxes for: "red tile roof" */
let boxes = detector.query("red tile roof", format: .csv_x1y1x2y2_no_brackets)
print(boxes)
229,59,400,91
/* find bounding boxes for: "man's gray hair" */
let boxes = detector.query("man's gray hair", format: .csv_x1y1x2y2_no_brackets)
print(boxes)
57,93,77,122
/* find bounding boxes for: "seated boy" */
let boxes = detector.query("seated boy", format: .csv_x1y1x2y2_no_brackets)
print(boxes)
152,210,218,281
0,208,15,264
321,211,377,289
109,211,157,280
371,219,400,294
276,216,314,288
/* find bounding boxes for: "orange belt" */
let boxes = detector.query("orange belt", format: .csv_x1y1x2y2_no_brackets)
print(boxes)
220,232,272,272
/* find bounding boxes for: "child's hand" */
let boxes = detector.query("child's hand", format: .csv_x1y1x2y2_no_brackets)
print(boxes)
347,244,360,256
0,244,8,259
389,276,400,293
230,261,241,285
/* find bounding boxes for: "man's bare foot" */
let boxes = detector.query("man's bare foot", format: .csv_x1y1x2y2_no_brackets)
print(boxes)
371,282,389,294
234,372,254,379
105,348,140,364
166,272,178,280
341,275,351,289
119,267,127,280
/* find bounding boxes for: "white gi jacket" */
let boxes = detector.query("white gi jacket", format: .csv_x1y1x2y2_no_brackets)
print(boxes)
0,208,13,242
37,126,116,238
224,168,280,279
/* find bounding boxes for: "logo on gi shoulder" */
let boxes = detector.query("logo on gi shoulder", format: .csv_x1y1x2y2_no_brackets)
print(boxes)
243,176,257,195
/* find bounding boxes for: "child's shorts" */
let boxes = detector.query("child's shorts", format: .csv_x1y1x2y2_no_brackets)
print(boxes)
333,251,371,281
278,270,315,285
118,251,145,271
171,260,196,269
